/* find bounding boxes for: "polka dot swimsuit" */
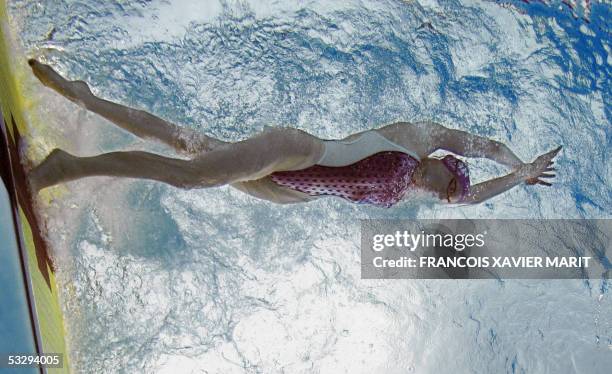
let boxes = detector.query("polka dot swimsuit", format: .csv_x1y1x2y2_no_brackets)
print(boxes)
269,151,420,208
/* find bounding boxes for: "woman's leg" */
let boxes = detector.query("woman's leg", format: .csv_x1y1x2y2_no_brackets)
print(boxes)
30,149,203,192
28,59,227,153
30,126,325,192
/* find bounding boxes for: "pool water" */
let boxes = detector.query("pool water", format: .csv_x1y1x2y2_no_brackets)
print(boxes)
6,0,612,372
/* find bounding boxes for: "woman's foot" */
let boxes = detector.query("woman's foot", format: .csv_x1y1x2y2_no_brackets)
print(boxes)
29,148,75,193
28,59,93,104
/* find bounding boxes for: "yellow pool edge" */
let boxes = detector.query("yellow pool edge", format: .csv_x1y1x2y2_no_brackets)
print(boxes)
0,1,70,373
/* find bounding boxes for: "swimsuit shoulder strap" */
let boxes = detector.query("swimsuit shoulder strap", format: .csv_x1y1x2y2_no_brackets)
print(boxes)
367,130,421,161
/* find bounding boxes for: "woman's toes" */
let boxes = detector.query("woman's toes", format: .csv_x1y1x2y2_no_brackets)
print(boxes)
29,59,63,87
28,174,41,194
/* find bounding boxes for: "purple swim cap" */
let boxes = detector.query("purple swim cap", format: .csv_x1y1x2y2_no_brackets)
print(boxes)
441,155,470,202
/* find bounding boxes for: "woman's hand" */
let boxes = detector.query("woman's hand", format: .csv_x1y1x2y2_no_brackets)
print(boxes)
518,146,562,186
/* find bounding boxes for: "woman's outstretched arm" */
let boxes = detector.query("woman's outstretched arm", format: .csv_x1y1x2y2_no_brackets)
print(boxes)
376,121,524,167
426,121,525,168
462,146,561,204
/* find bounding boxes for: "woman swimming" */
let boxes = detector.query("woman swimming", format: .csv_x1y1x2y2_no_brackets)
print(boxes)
27,59,560,207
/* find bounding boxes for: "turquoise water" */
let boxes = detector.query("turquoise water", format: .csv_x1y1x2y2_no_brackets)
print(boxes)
6,0,612,373
0,182,37,374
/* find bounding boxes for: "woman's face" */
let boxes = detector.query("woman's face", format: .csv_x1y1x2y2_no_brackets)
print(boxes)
417,159,464,203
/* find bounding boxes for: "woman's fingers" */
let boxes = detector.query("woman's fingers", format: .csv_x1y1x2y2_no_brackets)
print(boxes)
536,146,562,164
547,146,562,157
526,173,556,186
525,146,562,186
545,148,561,162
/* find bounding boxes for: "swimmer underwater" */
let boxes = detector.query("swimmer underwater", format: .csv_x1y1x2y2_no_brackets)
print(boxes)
27,59,560,208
